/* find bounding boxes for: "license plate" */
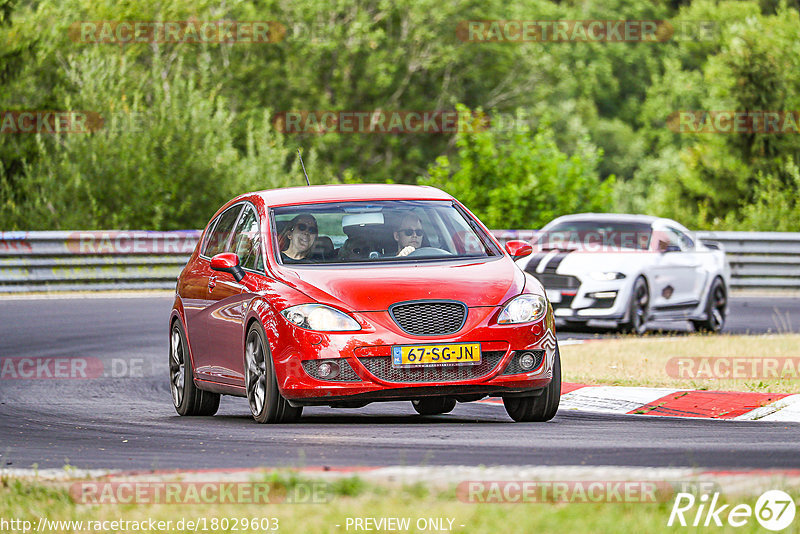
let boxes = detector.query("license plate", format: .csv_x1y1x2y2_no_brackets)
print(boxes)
392,343,482,367
546,289,562,303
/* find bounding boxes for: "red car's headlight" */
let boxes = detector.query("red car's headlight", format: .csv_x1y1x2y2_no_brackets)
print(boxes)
281,304,361,331
498,294,548,324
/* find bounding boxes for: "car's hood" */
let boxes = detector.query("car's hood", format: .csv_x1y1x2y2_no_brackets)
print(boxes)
275,257,526,311
518,249,654,276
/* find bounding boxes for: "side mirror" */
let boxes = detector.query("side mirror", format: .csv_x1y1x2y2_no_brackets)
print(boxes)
663,245,681,253
505,240,533,259
210,252,246,282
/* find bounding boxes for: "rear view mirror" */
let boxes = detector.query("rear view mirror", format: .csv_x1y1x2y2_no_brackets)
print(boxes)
505,240,533,259
210,253,245,282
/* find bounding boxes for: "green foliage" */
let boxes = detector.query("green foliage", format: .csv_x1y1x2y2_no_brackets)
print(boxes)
1,0,800,230
727,159,800,231
2,49,316,230
624,3,800,230
421,105,614,230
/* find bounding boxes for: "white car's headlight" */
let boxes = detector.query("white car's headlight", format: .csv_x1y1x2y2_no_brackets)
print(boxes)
281,304,361,331
590,271,626,281
498,294,548,324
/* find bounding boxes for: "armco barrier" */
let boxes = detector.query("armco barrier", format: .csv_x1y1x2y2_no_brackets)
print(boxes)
0,231,201,292
0,229,798,292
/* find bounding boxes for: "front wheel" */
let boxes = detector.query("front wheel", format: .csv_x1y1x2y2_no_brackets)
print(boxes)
170,320,220,416
245,322,303,424
692,277,727,333
620,276,649,335
412,397,457,415
502,345,561,422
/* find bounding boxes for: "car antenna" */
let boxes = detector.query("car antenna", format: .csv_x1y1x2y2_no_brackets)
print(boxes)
297,148,311,186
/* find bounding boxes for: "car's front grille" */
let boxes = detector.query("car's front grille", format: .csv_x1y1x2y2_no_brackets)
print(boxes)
533,273,581,290
357,351,505,383
389,301,467,336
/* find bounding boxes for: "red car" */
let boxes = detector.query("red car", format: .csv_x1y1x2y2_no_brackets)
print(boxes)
169,184,560,423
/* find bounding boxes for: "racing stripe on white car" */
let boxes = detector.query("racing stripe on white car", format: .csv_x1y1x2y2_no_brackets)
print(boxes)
522,252,549,274
535,250,560,273
542,251,572,273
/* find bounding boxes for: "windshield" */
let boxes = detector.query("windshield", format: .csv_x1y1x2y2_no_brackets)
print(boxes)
270,200,500,265
537,220,652,251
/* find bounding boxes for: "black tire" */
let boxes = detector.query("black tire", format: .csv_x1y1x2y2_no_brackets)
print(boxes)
620,276,649,335
692,277,727,334
502,345,561,422
245,322,303,424
170,320,220,416
412,397,457,415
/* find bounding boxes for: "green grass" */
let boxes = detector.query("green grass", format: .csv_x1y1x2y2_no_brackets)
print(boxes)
561,333,800,393
2,474,797,533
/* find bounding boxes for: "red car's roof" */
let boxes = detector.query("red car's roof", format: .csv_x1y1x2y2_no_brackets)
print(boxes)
247,184,453,207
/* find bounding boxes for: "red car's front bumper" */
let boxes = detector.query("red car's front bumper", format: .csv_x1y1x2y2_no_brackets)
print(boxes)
270,305,556,403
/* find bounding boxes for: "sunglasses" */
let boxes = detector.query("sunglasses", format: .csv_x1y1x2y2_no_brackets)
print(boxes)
399,228,424,237
292,223,318,234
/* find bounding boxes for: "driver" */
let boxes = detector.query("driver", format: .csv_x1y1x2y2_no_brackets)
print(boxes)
394,213,424,257
278,213,318,263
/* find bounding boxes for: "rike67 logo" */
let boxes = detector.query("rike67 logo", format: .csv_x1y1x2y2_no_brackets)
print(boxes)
668,490,796,531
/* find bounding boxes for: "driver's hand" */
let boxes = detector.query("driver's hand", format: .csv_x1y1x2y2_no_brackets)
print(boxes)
397,246,416,257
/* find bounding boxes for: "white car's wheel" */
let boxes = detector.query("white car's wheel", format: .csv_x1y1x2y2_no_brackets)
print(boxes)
692,277,727,334
620,276,649,335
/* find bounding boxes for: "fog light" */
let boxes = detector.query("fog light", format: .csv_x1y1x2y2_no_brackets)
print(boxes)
588,291,618,299
318,362,334,378
518,352,536,370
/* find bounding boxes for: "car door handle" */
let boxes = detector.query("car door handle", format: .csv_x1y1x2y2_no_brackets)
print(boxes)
208,277,217,290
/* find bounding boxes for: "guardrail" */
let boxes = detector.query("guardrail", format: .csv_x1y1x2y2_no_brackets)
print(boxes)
0,229,798,292
0,231,200,292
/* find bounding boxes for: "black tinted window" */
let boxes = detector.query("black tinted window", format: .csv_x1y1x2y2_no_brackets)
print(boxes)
202,205,243,257
232,206,263,271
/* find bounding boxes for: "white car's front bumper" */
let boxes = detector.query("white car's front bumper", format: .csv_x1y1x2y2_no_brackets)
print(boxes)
544,276,633,321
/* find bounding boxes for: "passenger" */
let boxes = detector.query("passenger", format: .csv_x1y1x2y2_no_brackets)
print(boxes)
278,214,318,263
338,236,373,261
394,213,424,257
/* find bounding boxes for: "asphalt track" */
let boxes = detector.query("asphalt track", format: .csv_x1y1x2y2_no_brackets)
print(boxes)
0,295,798,471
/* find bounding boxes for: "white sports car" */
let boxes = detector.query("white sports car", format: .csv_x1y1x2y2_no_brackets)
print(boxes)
516,214,730,334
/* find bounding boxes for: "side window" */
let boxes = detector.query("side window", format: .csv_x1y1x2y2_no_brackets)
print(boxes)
671,228,695,249
202,205,243,257
232,206,264,271
653,226,691,251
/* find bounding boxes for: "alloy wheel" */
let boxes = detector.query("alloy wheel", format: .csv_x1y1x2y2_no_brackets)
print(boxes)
245,330,268,416
169,326,185,408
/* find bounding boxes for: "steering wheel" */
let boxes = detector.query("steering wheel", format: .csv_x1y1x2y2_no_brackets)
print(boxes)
407,247,453,257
